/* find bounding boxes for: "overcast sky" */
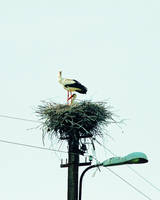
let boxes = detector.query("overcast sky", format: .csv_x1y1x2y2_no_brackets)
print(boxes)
0,0,160,199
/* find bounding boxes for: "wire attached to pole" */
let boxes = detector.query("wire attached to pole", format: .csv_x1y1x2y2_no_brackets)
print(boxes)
106,168,152,200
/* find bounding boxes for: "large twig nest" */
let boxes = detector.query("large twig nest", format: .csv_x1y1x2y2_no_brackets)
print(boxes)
36,101,115,141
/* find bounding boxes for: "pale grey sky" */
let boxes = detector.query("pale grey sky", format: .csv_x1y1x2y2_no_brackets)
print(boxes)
0,0,160,199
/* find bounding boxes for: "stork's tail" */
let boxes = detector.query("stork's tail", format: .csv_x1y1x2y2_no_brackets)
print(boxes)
76,85,87,94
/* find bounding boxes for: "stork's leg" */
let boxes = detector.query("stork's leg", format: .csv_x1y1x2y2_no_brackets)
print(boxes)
69,91,72,105
68,93,73,105
67,91,69,104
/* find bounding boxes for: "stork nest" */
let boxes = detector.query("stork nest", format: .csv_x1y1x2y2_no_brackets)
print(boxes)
36,100,115,141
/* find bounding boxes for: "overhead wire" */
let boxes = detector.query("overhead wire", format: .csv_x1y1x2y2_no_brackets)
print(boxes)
0,113,159,195
0,137,156,200
0,138,154,200
0,114,40,123
0,138,68,154
0,138,91,157
105,168,152,200
94,138,160,193
127,165,160,192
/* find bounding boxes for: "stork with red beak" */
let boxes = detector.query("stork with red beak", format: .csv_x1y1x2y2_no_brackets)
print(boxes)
58,71,87,105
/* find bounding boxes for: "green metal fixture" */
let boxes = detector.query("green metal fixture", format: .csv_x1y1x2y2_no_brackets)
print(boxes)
102,152,148,167
79,152,148,200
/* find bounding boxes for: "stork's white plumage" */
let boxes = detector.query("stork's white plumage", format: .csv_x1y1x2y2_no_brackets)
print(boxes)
58,71,87,104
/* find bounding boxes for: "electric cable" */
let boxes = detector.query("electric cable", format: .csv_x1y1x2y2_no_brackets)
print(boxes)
0,114,159,194
0,138,155,200
95,138,160,193
0,138,68,154
0,138,91,157
0,114,40,123
127,165,160,192
105,168,152,200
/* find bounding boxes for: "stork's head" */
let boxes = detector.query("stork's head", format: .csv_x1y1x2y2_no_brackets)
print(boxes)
68,93,77,100
58,71,62,83
68,93,77,105
58,71,62,77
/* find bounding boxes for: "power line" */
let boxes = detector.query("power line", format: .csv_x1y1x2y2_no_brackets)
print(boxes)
95,138,160,193
0,114,159,194
0,138,67,154
0,138,155,200
0,138,90,157
0,114,40,123
127,165,160,192
106,168,152,200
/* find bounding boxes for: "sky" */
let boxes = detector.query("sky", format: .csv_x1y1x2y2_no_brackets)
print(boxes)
0,0,160,199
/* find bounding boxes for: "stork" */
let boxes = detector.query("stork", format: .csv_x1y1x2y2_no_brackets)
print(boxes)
58,71,87,104
68,93,77,105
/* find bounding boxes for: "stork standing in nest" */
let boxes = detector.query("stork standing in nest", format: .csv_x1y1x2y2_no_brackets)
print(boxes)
68,93,77,105
58,71,87,105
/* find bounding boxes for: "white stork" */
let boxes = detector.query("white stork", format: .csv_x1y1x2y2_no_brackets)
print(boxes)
68,93,77,105
58,71,87,104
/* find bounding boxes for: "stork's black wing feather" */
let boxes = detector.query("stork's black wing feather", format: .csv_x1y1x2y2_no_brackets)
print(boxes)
64,79,87,94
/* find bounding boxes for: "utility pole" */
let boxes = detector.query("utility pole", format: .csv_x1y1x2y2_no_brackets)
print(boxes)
67,136,79,200
61,134,92,200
